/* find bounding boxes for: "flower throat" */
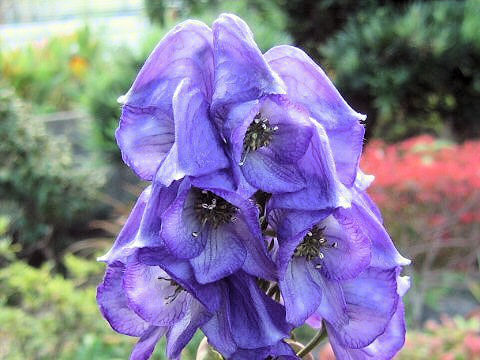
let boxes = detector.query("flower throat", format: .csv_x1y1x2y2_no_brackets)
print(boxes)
294,225,337,262
192,188,238,232
240,113,278,165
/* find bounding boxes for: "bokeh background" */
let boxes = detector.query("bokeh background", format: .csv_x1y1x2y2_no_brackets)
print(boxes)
1,0,479,359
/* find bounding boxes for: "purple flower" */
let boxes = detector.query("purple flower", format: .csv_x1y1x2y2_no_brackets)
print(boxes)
159,171,276,283
97,259,211,360
116,21,229,184
98,12,410,360
201,272,292,359
308,269,410,359
211,14,354,204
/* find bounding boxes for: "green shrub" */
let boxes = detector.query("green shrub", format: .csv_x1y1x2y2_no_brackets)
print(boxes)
0,27,100,113
0,83,104,258
0,244,200,359
321,0,480,141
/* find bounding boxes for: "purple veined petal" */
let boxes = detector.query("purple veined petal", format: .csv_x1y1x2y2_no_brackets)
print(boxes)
190,169,236,193
190,223,247,284
351,190,411,268
130,179,179,249
124,20,213,110
311,274,348,331
96,263,150,337
189,182,277,281
166,298,212,359
227,272,291,349
260,96,313,164
327,270,410,359
270,122,351,210
157,79,229,186
98,186,151,264
211,13,285,116
265,45,366,187
219,189,276,280
241,149,306,193
130,326,167,360
117,20,214,181
160,180,207,259
279,257,323,326
328,301,407,360
201,288,238,358
116,105,174,181
137,247,222,313
327,267,399,349
318,210,371,281
122,258,189,327
269,208,331,242
327,124,365,186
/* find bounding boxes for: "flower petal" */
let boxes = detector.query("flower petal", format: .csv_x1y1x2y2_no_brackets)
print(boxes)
212,14,284,115
279,257,323,326
265,45,365,186
318,210,371,281
96,264,150,337
123,259,189,326
116,106,174,181
327,268,399,349
328,302,406,360
190,224,247,284
351,190,411,268
137,246,222,313
98,187,151,264
130,326,167,360
118,20,213,180
260,96,313,164
124,20,213,111
157,79,229,186
166,298,212,359
242,149,305,193
227,273,291,349
270,122,351,210
160,181,206,259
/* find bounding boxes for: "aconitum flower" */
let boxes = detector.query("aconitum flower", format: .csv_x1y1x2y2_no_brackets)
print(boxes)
98,12,410,360
97,260,211,360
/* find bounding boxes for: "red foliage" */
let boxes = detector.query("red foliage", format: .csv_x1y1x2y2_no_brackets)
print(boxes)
361,135,480,225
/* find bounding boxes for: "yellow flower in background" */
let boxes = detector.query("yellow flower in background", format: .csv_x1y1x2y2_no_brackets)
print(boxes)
69,55,88,78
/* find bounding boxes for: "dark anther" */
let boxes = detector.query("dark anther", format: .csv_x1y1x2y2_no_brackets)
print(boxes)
192,187,238,230
158,277,185,304
240,113,278,165
294,225,329,261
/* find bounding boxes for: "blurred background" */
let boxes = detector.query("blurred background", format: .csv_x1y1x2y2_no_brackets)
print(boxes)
0,0,479,359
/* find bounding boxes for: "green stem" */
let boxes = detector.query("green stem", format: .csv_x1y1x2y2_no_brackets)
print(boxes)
296,327,327,358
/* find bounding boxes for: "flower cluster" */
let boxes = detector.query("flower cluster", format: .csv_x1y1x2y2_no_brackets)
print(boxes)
97,14,410,360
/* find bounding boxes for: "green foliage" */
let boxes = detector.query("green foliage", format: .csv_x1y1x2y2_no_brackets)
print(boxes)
0,245,201,359
0,84,104,256
0,27,100,113
82,47,140,157
321,0,480,141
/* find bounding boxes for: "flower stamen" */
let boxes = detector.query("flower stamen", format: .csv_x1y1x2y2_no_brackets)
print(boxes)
192,187,238,232
293,225,335,261
240,113,278,165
